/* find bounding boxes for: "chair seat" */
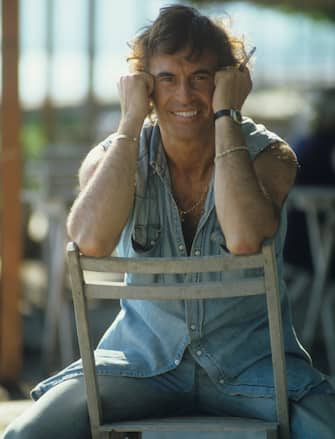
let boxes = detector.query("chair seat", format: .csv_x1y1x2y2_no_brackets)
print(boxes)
103,416,278,432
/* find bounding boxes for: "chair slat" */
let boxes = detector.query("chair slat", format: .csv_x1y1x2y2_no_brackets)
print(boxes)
80,253,264,274
101,417,278,432
85,278,265,300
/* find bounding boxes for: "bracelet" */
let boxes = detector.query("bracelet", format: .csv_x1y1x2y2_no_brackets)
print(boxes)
214,146,249,163
101,133,138,151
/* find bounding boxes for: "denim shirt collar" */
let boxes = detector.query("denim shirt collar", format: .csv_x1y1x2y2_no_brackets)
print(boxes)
144,123,215,228
147,123,169,183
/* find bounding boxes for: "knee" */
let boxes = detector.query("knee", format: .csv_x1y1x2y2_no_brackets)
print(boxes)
3,418,33,439
2,378,90,439
2,401,90,439
2,407,55,439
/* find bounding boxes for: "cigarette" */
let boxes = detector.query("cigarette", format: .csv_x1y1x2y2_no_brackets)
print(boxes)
239,46,256,71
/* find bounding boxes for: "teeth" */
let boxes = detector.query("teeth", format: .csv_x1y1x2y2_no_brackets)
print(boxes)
174,111,197,117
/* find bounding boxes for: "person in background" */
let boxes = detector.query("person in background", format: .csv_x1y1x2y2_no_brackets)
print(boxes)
4,5,335,439
295,88,335,186
284,88,335,271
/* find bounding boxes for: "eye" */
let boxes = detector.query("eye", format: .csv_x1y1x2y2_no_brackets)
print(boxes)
158,74,174,83
194,75,207,80
193,74,210,81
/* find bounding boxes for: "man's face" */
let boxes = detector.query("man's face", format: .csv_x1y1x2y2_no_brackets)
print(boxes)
149,48,218,143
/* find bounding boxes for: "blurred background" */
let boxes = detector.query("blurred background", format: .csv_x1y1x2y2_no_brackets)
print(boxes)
0,0,334,426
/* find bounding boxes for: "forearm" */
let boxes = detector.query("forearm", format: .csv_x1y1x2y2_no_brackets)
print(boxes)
214,118,278,254
67,129,139,256
67,69,154,256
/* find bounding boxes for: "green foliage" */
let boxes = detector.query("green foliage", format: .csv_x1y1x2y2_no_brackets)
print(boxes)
22,120,47,160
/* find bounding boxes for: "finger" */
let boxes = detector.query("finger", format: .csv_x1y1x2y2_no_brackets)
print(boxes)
144,73,155,96
238,63,251,73
214,68,234,86
217,66,236,74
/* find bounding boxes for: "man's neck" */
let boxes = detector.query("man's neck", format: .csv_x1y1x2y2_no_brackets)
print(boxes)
160,129,215,179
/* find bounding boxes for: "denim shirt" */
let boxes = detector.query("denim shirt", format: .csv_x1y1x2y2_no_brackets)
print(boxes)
32,118,329,401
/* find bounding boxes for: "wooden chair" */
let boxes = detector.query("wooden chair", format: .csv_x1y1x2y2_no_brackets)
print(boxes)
67,241,290,439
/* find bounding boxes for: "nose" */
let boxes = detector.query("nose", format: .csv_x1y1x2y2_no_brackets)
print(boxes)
176,79,193,103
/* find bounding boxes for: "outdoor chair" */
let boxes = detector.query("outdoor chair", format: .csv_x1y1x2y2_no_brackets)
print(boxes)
67,241,290,439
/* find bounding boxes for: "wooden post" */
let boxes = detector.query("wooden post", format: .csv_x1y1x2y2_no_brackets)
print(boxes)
0,0,22,381
42,0,55,143
86,0,97,142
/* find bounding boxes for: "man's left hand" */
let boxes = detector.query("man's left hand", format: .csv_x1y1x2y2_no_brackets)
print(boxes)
213,66,252,112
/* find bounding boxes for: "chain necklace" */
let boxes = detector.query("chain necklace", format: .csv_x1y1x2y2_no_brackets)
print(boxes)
177,186,209,222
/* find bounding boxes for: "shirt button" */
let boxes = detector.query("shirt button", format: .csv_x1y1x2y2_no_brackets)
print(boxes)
178,244,184,251
174,359,180,366
219,379,224,384
196,350,202,356
194,249,201,256
190,325,196,331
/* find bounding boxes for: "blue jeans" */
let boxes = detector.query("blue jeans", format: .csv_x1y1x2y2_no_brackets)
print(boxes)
4,350,335,438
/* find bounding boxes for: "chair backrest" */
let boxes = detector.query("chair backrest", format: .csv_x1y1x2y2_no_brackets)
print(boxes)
67,241,290,439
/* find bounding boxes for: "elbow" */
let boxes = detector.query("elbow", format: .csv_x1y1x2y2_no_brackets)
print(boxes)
219,205,280,255
79,242,114,257
226,239,262,256
67,221,116,257
70,236,116,257
225,223,278,256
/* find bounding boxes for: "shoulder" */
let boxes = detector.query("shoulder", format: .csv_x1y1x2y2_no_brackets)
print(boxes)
254,141,298,209
241,116,286,160
241,117,298,207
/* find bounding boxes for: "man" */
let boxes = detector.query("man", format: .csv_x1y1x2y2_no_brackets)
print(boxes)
4,5,335,439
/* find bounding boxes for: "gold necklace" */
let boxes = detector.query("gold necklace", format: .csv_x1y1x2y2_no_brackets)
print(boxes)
177,186,209,222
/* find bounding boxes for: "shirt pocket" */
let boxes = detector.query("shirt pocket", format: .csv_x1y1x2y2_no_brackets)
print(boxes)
132,223,161,254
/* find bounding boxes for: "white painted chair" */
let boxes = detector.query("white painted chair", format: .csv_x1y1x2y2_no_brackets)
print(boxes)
67,241,290,439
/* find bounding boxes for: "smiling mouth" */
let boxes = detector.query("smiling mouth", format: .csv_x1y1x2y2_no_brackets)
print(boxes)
173,110,198,118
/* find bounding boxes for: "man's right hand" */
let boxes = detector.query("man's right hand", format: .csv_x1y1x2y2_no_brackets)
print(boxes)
67,72,154,257
117,72,154,126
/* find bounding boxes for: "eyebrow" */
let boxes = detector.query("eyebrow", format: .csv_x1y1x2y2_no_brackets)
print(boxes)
192,69,212,75
156,71,174,79
155,69,212,78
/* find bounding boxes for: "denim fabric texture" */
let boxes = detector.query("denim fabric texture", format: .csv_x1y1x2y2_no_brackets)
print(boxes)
31,118,333,402
5,352,335,439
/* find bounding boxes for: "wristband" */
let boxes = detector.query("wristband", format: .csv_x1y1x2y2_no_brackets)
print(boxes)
214,146,249,163
214,109,242,124
101,133,138,151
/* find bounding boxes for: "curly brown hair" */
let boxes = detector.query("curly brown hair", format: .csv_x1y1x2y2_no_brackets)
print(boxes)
127,5,246,72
